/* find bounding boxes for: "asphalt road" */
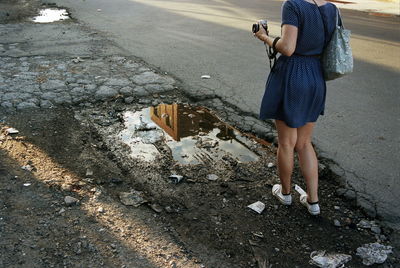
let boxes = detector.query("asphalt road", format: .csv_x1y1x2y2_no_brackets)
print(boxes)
50,0,400,224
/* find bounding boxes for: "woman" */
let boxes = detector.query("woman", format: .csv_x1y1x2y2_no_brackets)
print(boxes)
254,0,338,215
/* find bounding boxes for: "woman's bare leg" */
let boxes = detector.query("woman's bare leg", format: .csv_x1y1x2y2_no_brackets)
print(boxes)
275,120,297,194
295,122,319,203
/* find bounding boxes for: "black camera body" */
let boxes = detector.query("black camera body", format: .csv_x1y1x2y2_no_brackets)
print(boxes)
252,20,268,34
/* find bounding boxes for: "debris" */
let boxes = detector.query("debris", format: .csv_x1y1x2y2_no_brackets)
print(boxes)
371,226,381,234
119,190,147,207
5,128,19,134
249,239,270,268
207,174,219,181
310,250,352,268
334,206,340,210
252,231,264,238
64,196,79,206
58,208,66,214
97,207,105,213
23,183,31,187
110,177,123,184
21,165,33,172
356,242,393,266
267,162,274,168
97,9,102,12
333,219,341,227
201,75,211,79
168,174,184,184
86,169,93,177
72,57,85,63
150,203,163,213
247,201,265,214
357,219,373,229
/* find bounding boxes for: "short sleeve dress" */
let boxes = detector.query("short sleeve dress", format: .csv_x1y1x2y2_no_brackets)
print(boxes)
259,0,337,128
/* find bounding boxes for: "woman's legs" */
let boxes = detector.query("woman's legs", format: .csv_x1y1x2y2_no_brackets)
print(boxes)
275,120,297,195
275,120,319,203
295,123,319,203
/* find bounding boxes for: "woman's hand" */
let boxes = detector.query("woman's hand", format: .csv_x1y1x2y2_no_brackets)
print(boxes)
253,20,268,42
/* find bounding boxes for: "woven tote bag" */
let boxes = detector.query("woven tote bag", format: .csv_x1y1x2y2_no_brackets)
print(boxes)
321,8,353,81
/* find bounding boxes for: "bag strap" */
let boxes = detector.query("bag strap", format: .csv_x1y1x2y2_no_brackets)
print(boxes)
311,0,327,45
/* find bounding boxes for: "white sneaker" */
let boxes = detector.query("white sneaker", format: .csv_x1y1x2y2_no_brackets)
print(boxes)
272,184,292,205
300,194,320,215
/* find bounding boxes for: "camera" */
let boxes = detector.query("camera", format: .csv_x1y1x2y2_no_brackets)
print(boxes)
252,20,268,34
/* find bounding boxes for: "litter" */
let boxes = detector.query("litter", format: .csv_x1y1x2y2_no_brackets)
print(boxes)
5,128,19,134
119,190,147,207
310,250,352,268
97,9,102,12
247,201,265,214
71,57,85,63
207,174,219,181
23,183,31,187
356,242,393,266
201,75,211,79
168,174,184,184
21,165,33,172
86,169,93,177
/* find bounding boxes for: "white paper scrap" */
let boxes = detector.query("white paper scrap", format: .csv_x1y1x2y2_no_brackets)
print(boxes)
5,128,19,134
201,75,211,79
247,201,265,214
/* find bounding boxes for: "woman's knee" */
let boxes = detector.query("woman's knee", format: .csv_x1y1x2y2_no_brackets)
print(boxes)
295,140,312,152
278,138,296,150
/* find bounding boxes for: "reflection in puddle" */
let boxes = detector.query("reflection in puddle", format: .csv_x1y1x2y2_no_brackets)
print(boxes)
32,8,70,23
120,104,262,164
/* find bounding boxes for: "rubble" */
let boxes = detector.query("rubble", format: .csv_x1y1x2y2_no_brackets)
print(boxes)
356,242,393,266
309,250,352,268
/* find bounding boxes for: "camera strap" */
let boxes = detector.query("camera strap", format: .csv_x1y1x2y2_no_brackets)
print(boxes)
267,37,281,70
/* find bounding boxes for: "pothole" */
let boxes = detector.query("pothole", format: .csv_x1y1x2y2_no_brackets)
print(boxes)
119,103,267,164
32,8,70,23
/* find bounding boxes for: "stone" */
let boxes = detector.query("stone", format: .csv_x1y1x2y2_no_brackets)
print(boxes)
40,100,53,108
371,226,381,235
119,190,147,207
334,219,341,227
104,78,131,87
124,97,134,104
119,86,134,96
41,92,58,101
64,196,79,206
95,86,118,100
16,102,38,110
1,102,13,109
131,71,168,85
132,86,149,96
41,80,67,90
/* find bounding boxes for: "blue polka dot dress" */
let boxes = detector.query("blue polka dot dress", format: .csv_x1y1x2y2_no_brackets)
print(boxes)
259,0,337,128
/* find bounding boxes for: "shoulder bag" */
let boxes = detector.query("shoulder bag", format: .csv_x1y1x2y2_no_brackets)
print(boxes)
314,1,353,81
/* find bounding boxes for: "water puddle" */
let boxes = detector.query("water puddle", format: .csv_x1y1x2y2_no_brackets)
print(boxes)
32,8,70,23
120,104,265,164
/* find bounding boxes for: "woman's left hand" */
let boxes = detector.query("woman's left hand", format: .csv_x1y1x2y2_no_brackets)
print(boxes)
254,21,268,42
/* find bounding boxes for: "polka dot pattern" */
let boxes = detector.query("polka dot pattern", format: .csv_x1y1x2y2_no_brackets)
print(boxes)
259,0,337,128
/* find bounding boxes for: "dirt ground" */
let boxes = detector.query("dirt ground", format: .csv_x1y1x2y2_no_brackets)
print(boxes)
0,100,398,268
0,0,399,267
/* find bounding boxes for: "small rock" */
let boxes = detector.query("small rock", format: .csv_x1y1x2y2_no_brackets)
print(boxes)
86,169,93,177
267,162,275,168
201,75,211,79
58,208,66,214
207,174,219,181
371,226,381,235
334,219,341,227
97,207,105,213
150,203,163,213
119,190,147,207
334,206,340,210
61,183,72,191
64,196,79,206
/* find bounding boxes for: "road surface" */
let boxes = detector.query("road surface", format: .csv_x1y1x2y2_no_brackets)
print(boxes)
50,0,400,225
